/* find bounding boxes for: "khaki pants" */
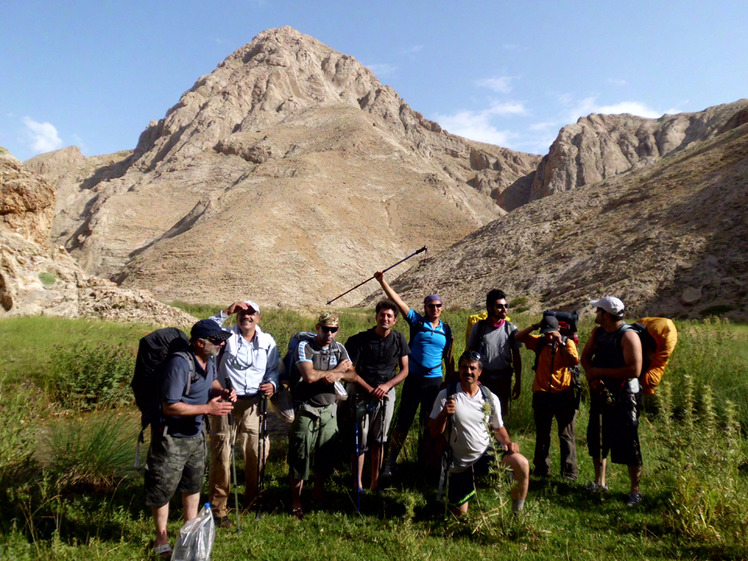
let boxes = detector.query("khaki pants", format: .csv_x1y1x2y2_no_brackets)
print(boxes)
208,397,269,517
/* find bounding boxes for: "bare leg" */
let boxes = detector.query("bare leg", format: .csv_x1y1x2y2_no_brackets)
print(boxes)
152,504,170,547
289,475,304,511
182,492,200,522
628,464,642,494
593,457,607,487
501,452,529,502
370,444,382,490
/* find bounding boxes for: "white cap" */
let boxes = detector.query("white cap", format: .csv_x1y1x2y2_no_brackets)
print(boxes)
244,300,260,315
590,296,625,316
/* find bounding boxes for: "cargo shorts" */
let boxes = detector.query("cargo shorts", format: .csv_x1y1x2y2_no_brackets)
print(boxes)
144,430,207,508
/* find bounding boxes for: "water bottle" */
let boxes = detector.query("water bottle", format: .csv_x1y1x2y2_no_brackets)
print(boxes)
172,502,216,561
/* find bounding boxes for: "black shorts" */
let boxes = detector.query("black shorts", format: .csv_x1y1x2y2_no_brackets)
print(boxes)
447,449,505,507
587,391,642,466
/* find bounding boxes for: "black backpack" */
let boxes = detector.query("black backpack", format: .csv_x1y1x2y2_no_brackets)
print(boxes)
131,328,194,439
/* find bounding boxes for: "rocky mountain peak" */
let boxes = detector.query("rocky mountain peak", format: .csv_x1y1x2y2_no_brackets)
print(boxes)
131,26,441,171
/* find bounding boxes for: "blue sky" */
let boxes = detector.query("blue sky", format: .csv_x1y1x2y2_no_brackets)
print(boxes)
2,1,747,161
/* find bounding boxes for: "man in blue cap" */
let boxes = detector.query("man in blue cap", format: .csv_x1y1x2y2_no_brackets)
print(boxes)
145,319,234,558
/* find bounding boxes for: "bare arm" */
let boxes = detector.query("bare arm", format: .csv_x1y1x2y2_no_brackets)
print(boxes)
427,396,454,438
584,329,642,381
372,355,409,400
493,426,520,454
374,271,410,317
297,359,353,384
515,322,541,345
511,348,522,399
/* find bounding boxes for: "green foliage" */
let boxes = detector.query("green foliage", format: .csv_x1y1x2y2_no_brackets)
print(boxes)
48,343,135,411
42,412,137,491
38,272,56,285
1,313,747,559
652,378,747,554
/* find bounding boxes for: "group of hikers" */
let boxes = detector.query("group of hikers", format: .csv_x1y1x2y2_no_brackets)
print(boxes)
141,272,677,558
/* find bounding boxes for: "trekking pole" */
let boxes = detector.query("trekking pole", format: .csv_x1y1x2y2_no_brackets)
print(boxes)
326,246,428,305
354,394,362,517
436,398,454,504
378,396,388,491
224,379,242,535
256,394,268,521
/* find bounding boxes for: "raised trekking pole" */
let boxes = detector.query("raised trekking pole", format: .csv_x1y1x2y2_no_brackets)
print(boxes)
326,246,428,305
255,394,268,520
224,379,242,535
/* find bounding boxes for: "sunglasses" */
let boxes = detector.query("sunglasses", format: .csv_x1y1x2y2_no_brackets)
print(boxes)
207,336,226,345
494,303,509,309
321,326,339,334
426,303,442,309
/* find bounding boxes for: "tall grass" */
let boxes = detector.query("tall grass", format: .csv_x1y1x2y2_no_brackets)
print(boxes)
1,312,747,560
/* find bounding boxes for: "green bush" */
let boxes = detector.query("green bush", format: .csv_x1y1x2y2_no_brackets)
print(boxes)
48,343,135,411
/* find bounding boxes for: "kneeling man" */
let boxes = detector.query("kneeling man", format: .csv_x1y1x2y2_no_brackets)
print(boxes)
428,351,529,516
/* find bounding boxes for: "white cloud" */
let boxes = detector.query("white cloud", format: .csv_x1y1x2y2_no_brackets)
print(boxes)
401,45,423,55
23,117,63,154
608,78,628,87
366,63,397,78
563,96,662,123
475,76,513,94
434,101,527,145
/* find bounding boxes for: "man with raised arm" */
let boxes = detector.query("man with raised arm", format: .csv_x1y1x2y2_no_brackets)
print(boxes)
207,300,279,526
374,271,454,476
145,319,234,558
467,289,522,422
581,296,644,507
346,300,410,492
428,351,529,516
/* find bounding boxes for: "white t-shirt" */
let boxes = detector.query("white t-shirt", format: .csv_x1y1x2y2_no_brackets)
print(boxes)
429,385,503,471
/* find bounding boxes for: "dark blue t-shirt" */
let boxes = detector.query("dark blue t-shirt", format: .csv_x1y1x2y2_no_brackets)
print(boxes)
161,352,216,437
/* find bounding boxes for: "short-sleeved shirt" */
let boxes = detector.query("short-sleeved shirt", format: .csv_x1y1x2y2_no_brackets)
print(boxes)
468,320,521,372
429,385,503,471
161,352,217,437
345,328,410,387
405,309,452,378
294,338,350,407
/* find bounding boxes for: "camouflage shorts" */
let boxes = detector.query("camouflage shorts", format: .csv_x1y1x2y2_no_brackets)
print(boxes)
144,430,206,508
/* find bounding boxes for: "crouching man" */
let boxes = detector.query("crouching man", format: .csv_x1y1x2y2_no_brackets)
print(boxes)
428,351,529,516
145,319,235,558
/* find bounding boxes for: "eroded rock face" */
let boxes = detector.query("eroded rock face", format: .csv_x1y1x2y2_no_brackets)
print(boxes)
1,153,55,248
1,152,194,326
371,120,748,321
529,101,748,201
34,27,539,308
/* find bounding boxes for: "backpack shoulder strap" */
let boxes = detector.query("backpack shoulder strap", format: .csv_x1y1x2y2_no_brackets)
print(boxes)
171,350,196,396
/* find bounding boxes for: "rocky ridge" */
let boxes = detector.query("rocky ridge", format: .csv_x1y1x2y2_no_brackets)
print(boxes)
374,120,748,320
0,151,194,325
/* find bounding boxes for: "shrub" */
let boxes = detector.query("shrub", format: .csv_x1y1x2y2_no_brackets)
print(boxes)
48,343,135,411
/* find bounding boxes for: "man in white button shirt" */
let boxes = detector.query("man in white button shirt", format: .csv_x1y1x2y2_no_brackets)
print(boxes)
207,300,279,526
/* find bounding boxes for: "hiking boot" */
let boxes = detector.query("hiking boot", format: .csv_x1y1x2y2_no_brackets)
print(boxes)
214,515,231,529
585,482,608,493
625,492,642,507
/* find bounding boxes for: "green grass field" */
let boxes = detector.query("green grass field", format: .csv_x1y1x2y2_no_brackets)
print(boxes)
1,308,746,560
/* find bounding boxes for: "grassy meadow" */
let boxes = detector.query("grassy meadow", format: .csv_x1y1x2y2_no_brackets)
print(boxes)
1,305,746,560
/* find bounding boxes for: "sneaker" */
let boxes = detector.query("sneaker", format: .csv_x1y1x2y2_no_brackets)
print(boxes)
585,482,608,493
625,492,642,507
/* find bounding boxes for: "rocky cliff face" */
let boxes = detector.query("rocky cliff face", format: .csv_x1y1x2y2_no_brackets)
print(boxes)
374,120,748,321
33,27,539,308
528,100,748,202
1,151,194,325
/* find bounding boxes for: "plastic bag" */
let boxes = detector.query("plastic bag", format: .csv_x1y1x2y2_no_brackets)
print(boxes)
172,503,216,561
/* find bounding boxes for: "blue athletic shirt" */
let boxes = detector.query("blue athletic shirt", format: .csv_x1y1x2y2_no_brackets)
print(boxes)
406,308,452,378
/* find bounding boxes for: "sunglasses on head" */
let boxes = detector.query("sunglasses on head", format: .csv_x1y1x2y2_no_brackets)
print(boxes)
321,326,339,334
